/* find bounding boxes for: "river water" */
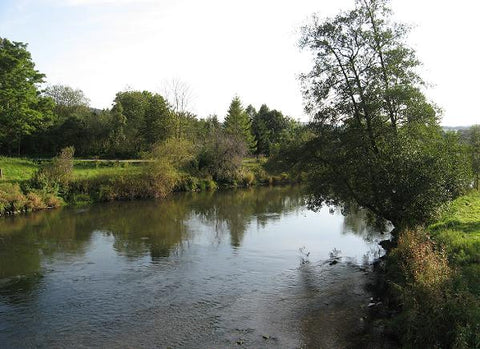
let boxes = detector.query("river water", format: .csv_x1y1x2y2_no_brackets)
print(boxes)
0,185,387,348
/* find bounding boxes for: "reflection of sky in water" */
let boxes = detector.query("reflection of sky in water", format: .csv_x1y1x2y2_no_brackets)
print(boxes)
191,205,386,266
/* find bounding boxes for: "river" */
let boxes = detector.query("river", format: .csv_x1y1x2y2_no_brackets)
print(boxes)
0,185,388,348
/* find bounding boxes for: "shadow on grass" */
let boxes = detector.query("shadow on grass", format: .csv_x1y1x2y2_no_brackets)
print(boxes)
430,220,480,234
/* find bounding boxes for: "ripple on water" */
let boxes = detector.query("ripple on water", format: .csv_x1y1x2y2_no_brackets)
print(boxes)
0,186,388,348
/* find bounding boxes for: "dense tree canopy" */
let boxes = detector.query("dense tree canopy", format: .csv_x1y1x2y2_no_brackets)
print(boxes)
251,104,290,156
111,90,174,156
44,84,90,120
298,0,470,228
0,38,54,154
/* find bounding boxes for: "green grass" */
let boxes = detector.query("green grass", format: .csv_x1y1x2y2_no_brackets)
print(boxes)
0,157,144,183
72,161,142,180
428,190,480,300
429,191,480,266
0,157,38,182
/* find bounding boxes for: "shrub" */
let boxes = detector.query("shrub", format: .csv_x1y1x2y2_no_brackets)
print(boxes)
0,183,27,214
388,229,480,348
25,192,47,211
241,171,255,186
206,179,217,191
196,131,247,183
42,193,63,208
31,146,75,193
177,176,199,192
98,184,116,202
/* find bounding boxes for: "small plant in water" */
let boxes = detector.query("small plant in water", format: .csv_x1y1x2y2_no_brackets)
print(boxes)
329,248,341,265
299,246,311,264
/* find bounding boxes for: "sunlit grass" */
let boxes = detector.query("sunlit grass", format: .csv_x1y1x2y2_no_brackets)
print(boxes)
0,157,38,182
72,161,143,180
429,190,480,285
0,157,144,183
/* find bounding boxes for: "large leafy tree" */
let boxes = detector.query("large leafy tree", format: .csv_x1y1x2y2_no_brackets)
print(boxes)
44,84,90,120
299,0,470,228
223,96,257,153
251,104,289,156
112,90,174,156
0,38,54,154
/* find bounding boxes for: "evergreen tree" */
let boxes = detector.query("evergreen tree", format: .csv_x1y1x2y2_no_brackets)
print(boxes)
223,96,256,153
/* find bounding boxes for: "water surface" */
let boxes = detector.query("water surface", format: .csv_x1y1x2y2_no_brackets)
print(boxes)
0,185,386,348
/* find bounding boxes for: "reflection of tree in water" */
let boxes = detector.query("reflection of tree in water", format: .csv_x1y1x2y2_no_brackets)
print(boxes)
99,200,191,260
187,185,306,247
342,204,390,242
341,204,392,264
0,185,307,298
0,200,193,300
0,208,93,301
0,208,92,279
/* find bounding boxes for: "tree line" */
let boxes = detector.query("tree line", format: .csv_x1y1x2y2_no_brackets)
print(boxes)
0,37,302,164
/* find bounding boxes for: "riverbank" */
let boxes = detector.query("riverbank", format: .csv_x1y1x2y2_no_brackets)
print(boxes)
377,190,480,348
0,156,295,216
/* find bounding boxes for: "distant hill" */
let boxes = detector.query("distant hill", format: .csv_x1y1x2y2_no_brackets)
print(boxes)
442,126,471,132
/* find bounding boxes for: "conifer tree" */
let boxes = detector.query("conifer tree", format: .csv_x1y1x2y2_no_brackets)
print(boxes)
223,96,256,153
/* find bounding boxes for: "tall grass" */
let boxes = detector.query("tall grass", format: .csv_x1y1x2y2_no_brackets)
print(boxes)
386,192,480,348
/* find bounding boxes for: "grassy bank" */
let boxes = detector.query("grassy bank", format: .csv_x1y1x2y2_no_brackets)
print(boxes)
385,191,480,348
0,157,144,182
0,156,294,215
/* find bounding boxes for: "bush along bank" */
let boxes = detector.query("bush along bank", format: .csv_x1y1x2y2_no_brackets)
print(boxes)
64,168,295,206
379,191,480,348
0,171,295,216
0,149,297,216
0,182,64,215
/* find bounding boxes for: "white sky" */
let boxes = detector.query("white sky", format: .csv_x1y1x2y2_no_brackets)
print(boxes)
1,0,478,125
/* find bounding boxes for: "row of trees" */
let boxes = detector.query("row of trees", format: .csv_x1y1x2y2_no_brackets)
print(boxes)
0,36,300,160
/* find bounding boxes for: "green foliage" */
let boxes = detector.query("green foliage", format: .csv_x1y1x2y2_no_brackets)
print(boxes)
112,90,174,156
298,0,470,228
467,125,480,190
31,146,75,193
44,84,90,120
196,128,247,183
251,104,291,156
0,38,54,154
143,138,195,198
385,194,480,349
224,96,257,153
265,122,313,175
387,229,480,348
0,182,63,215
